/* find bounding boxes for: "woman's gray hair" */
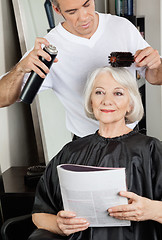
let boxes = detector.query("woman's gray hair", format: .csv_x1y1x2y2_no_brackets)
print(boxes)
84,66,144,124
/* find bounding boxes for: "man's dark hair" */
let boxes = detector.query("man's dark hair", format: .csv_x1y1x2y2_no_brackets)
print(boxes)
51,0,60,9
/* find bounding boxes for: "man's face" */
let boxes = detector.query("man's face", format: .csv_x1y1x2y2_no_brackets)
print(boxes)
55,0,98,39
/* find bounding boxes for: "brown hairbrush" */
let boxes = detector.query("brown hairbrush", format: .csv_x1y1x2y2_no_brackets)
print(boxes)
108,52,135,67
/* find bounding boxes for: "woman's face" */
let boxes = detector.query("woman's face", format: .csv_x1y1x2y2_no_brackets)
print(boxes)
91,71,131,125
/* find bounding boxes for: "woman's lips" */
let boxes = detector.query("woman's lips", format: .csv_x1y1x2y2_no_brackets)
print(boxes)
100,109,115,113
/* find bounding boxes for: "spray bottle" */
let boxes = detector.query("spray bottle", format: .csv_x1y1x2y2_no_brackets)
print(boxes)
20,45,58,104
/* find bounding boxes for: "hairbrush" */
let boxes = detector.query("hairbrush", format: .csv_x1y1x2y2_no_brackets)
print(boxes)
108,52,134,67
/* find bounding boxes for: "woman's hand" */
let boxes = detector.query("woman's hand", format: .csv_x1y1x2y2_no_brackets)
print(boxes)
56,210,89,236
107,191,155,222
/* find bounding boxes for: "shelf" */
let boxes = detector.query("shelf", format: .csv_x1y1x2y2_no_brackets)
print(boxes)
2,167,35,194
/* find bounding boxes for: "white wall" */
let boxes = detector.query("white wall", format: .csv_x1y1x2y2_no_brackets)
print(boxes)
0,0,38,172
136,0,162,140
136,0,160,51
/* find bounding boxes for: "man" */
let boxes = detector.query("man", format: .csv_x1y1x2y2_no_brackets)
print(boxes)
0,0,162,137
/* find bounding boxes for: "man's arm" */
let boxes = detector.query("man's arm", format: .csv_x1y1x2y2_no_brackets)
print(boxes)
0,64,26,107
145,59,162,85
0,38,52,108
134,47,162,85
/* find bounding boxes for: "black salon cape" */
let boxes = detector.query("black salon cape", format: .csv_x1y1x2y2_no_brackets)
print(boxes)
33,131,162,240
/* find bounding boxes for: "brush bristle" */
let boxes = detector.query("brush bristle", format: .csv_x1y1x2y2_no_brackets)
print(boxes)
108,52,134,67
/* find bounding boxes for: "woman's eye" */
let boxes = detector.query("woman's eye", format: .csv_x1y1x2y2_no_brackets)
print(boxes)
114,91,123,96
95,91,104,95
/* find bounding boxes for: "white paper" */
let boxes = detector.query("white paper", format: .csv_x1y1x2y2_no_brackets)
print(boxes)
57,164,130,227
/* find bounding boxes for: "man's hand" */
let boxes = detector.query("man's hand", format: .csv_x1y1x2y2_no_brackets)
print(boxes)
134,47,161,70
0,37,58,107
134,46,162,84
18,37,58,78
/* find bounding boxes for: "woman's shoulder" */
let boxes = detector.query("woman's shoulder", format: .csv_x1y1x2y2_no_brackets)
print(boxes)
67,133,97,151
126,131,162,148
49,133,96,161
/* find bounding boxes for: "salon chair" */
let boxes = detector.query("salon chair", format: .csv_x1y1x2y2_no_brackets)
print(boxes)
1,214,35,240
1,215,67,240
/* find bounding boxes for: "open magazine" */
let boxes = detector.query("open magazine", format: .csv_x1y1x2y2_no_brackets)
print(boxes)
57,164,130,227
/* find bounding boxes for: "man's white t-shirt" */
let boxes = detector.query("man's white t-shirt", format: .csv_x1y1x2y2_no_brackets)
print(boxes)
22,13,149,137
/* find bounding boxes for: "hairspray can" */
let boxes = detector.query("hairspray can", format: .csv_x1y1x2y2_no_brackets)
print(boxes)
20,45,58,104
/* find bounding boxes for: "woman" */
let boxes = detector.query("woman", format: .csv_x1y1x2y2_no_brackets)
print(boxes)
29,67,162,240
